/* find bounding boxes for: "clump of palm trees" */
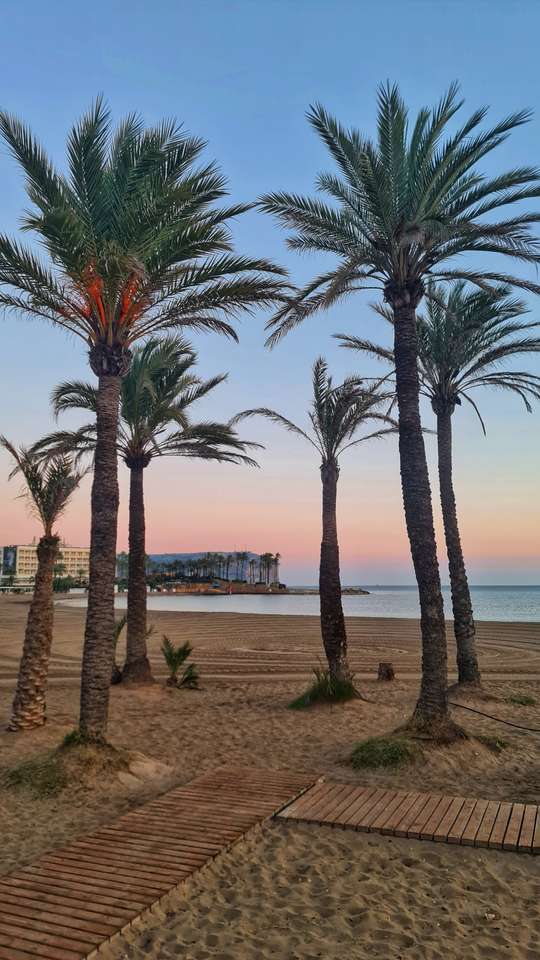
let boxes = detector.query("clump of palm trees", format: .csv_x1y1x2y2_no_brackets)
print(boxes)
339,283,540,688
2,82,540,750
155,551,281,584
0,100,286,743
259,82,540,736
35,335,258,685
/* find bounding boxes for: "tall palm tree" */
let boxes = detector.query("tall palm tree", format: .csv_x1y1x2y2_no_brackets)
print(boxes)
0,101,285,742
234,358,394,684
34,336,258,685
259,84,540,734
340,283,540,686
0,438,84,730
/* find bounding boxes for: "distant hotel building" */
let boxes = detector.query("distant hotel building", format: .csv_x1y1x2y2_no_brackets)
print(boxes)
0,543,90,582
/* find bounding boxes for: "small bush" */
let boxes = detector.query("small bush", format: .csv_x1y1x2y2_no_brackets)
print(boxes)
178,662,200,689
2,752,67,799
506,693,537,706
350,736,419,770
477,734,509,754
289,666,357,709
161,635,199,689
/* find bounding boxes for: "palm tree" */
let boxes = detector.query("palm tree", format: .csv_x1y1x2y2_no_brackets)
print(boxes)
34,336,259,685
259,83,540,734
340,283,540,686
0,101,285,742
234,358,394,684
0,438,84,730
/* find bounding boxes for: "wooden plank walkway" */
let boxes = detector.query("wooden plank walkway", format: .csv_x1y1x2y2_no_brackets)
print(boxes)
277,780,540,854
0,767,316,960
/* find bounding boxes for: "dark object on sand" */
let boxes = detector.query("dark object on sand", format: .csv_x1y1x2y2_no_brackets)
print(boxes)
378,662,395,682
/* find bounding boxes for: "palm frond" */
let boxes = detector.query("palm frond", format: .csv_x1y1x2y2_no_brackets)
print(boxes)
0,435,85,535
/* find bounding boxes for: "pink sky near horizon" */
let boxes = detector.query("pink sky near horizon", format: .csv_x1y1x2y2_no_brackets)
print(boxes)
1,413,538,585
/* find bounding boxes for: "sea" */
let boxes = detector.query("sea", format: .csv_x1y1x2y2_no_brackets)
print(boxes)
66,584,540,623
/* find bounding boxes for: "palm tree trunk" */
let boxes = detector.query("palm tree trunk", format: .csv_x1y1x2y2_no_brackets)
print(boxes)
79,373,122,742
122,464,153,683
437,410,481,686
319,461,350,683
389,285,450,732
8,536,59,731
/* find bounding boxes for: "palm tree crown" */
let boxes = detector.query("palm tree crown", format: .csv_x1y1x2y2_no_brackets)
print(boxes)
0,437,85,537
339,283,540,430
0,99,286,375
234,357,395,467
34,336,259,468
261,82,540,343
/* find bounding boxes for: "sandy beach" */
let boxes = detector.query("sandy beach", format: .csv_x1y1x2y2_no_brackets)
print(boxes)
101,821,540,960
1,596,539,958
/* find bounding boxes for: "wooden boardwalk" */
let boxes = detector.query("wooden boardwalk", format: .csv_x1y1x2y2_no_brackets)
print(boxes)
0,767,315,960
277,780,540,853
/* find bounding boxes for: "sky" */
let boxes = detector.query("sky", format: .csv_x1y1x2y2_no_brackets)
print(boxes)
0,0,539,585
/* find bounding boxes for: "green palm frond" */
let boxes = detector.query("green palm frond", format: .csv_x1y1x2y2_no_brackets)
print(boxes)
341,282,540,428
45,335,258,468
0,101,288,358
233,358,395,465
51,381,99,417
160,636,192,680
0,436,85,536
260,83,540,346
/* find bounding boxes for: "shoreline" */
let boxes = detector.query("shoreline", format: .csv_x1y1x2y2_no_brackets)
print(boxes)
55,594,540,623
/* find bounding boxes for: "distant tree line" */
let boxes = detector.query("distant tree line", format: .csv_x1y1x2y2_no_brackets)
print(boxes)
116,551,281,586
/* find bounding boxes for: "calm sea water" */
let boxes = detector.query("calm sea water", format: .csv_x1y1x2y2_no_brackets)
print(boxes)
67,585,540,622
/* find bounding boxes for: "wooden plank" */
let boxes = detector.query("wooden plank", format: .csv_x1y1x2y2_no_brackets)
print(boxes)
321,787,374,827
357,791,399,832
0,946,48,960
0,929,83,960
341,788,389,829
489,802,514,850
0,876,144,914
461,799,490,846
502,804,525,852
0,896,116,937
47,842,201,874
0,915,98,952
319,787,370,826
394,793,435,838
432,798,466,843
379,793,420,835
533,807,540,855
518,805,538,853
277,782,329,820
305,784,354,823
68,838,208,867
26,860,171,897
41,848,190,881
368,791,410,833
93,831,222,860
474,801,502,848
446,798,478,845
288,782,343,821
419,797,455,841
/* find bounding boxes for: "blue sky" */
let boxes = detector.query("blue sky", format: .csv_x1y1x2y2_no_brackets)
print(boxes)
0,0,539,585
